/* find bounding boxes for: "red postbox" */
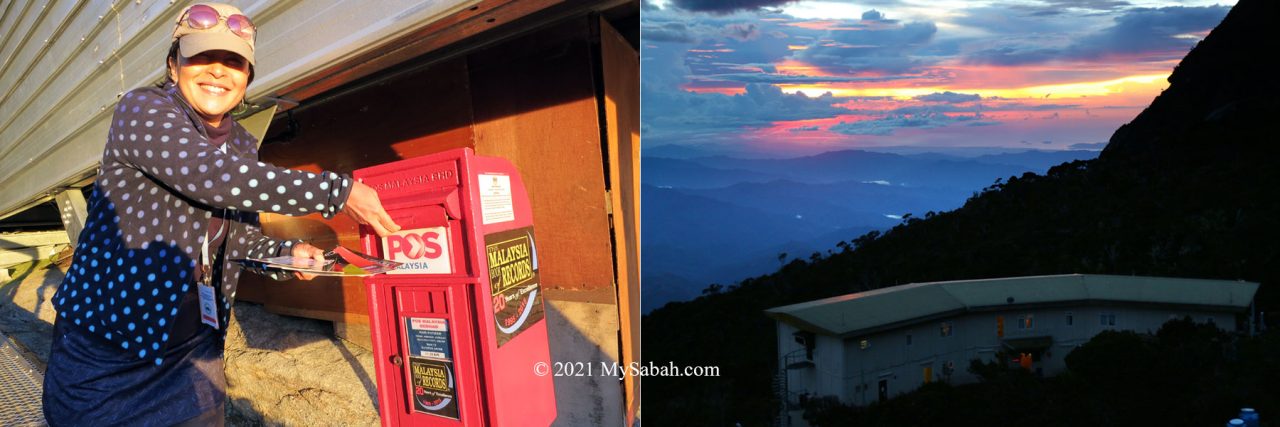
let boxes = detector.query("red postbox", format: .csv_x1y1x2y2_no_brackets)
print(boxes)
355,148,557,426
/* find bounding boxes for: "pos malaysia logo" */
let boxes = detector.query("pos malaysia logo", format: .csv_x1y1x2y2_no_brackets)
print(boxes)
381,227,453,274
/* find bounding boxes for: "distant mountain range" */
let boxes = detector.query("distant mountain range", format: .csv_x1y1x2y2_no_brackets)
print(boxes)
645,149,1098,189
642,149,1100,311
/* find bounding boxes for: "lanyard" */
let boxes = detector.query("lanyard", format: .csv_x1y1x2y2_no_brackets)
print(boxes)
200,209,229,281
201,143,230,281
199,208,228,329
198,142,232,329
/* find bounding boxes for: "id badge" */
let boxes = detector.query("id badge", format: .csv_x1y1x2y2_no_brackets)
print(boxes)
198,283,219,329
198,271,219,329
199,233,220,329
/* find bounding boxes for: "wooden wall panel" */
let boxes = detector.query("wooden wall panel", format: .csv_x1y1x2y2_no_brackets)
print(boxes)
469,18,616,293
241,17,621,321
600,17,642,424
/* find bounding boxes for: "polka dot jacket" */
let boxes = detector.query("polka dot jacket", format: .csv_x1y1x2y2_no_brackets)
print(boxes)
52,83,354,365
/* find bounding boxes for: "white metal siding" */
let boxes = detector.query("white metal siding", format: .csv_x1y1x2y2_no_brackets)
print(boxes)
0,0,479,219
804,304,1241,406
812,334,843,398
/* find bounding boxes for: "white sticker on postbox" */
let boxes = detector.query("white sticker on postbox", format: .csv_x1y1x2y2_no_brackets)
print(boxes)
381,226,452,274
479,174,514,225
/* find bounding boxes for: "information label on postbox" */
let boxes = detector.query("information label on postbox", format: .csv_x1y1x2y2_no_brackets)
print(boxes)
382,227,453,275
479,173,514,225
405,318,452,359
484,226,544,347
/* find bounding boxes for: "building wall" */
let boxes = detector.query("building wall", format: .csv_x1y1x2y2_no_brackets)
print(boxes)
777,321,844,406
238,16,622,323
776,322,814,405
778,303,1242,407
814,334,845,398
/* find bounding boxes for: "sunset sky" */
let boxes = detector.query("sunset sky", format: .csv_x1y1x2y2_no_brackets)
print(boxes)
641,0,1235,156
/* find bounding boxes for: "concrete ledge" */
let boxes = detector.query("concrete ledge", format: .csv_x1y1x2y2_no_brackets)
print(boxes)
0,231,70,250
0,245,68,269
544,298,627,426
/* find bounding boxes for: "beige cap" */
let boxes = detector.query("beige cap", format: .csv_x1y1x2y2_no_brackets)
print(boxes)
172,3,255,66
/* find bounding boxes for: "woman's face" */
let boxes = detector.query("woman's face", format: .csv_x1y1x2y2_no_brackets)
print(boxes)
167,49,250,127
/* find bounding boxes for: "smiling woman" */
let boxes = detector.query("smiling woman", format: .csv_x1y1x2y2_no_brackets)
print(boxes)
168,49,251,127
39,3,400,426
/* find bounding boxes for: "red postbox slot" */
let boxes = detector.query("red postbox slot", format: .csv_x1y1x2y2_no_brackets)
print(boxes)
395,289,451,315
382,187,461,220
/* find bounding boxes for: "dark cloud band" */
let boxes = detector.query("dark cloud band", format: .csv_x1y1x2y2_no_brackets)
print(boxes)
669,0,798,14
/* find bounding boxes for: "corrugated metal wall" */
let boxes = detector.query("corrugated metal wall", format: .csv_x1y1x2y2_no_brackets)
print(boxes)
0,0,476,219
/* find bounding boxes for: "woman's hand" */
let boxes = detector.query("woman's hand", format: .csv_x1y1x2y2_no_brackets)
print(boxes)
343,181,401,237
290,242,327,281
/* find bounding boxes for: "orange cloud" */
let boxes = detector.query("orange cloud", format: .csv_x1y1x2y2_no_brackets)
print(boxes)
783,20,864,31
775,72,1169,103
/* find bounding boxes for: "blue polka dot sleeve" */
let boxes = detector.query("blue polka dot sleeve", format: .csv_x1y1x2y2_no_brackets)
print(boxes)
103,87,353,218
239,210,302,281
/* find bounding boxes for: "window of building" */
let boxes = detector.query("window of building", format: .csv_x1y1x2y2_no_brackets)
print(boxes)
794,331,816,360
1100,313,1116,326
906,333,913,346
940,322,953,337
1065,312,1074,326
860,339,870,350
1018,314,1034,330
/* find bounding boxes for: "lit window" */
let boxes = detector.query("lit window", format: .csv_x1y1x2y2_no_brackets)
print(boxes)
860,339,870,350
940,322,953,337
1018,314,1034,330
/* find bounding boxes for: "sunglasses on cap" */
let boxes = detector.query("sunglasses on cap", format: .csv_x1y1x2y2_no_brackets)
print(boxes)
177,4,256,42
